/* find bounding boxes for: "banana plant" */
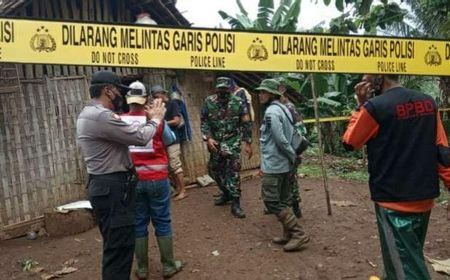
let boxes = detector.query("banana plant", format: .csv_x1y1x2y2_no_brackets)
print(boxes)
218,0,302,32
298,74,358,119
322,0,374,15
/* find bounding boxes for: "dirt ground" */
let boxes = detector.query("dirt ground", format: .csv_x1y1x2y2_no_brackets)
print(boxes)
1,176,450,280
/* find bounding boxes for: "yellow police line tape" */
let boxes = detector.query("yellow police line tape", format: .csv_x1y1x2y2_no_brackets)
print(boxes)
303,116,350,124
303,108,450,124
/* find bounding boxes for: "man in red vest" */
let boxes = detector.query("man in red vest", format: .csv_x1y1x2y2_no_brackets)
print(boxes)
122,81,182,280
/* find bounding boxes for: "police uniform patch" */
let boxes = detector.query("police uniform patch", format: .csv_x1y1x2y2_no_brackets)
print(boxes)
265,116,272,129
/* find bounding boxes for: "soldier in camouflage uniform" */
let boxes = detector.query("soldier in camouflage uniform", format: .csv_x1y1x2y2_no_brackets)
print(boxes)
200,77,253,218
279,79,308,218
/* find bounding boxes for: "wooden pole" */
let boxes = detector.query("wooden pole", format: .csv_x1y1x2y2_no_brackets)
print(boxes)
310,74,332,216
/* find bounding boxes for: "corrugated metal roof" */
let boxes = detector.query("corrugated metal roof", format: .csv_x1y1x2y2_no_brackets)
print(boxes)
0,0,190,26
0,0,30,15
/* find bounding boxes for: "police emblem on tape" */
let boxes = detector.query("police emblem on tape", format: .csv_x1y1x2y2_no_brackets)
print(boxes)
30,26,56,53
424,45,441,66
247,37,268,61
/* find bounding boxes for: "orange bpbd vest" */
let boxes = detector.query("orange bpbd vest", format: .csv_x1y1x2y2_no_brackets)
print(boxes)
121,112,169,180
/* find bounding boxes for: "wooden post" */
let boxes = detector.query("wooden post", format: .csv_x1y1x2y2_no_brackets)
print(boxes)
310,74,332,216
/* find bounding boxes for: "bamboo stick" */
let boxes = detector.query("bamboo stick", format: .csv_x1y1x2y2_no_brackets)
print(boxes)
310,74,332,216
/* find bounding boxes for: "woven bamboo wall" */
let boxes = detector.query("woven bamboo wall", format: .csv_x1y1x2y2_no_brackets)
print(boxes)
0,0,140,233
0,0,262,232
0,65,89,230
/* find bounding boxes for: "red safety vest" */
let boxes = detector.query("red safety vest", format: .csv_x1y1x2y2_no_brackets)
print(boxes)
121,111,169,180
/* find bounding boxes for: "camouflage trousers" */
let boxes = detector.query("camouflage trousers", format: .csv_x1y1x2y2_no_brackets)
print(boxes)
208,152,241,198
289,162,301,204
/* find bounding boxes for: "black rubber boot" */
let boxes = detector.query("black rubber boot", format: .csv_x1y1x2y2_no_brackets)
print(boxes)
292,200,302,219
231,197,246,218
214,192,231,206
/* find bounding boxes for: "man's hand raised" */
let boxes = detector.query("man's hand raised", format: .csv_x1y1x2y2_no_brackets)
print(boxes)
354,81,374,107
145,98,166,121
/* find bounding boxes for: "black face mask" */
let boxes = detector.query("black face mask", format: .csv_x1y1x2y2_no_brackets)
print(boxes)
218,90,230,99
372,75,384,97
110,91,124,112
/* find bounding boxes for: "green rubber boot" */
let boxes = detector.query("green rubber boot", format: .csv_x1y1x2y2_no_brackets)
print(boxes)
134,237,149,280
157,236,183,278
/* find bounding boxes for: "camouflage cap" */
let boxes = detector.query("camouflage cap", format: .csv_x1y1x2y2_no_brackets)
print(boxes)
216,77,232,90
255,79,281,96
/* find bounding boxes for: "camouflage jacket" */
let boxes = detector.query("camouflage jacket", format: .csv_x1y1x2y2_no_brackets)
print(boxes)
201,94,252,155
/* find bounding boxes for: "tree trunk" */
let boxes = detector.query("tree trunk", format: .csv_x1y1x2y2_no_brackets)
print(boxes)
439,77,450,120
310,75,332,216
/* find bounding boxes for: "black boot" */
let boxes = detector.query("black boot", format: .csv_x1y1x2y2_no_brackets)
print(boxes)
231,197,246,218
292,200,302,219
214,192,231,206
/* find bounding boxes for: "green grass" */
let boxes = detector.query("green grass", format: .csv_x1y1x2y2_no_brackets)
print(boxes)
300,145,369,182
298,164,323,178
19,259,38,272
298,163,368,183
336,169,369,182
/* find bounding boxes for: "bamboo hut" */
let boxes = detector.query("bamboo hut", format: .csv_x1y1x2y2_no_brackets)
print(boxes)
0,0,262,238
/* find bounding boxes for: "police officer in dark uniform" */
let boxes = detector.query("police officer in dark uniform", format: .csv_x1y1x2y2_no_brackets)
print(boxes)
76,70,166,280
